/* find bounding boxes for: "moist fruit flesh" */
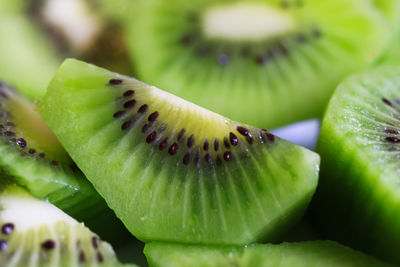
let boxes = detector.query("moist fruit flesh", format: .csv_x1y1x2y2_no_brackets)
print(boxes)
144,241,392,267
40,59,320,245
312,67,400,264
0,185,136,267
127,0,390,128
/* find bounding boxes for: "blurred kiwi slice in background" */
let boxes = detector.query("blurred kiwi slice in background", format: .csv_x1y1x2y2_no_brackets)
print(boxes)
125,0,392,128
312,67,400,265
144,241,392,267
0,185,137,266
0,0,132,100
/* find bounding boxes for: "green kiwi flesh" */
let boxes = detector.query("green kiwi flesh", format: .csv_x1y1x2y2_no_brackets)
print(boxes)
127,0,391,128
0,81,104,222
40,59,320,245
312,67,400,264
144,241,391,267
0,0,60,99
0,185,136,267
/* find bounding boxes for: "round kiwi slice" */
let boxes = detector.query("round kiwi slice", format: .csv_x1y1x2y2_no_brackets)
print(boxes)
126,0,391,128
0,185,136,266
40,59,320,245
144,241,392,267
312,67,400,264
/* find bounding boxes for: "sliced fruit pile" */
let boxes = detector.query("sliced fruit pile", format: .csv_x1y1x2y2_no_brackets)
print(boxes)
1,0,400,266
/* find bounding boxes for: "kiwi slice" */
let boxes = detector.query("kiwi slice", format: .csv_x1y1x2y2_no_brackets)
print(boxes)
0,81,104,221
39,59,319,245
0,0,60,99
126,0,390,128
312,67,400,264
0,185,136,266
144,241,391,267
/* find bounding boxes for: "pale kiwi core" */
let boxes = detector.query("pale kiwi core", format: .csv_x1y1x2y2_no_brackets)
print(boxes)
202,3,296,41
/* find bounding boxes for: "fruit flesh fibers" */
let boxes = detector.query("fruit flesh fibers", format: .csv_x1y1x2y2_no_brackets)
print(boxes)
40,59,319,245
313,67,400,264
144,241,392,267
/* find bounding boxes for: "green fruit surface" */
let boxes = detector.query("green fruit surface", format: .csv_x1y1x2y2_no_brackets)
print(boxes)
40,59,319,245
313,67,400,264
144,241,392,267
127,0,391,128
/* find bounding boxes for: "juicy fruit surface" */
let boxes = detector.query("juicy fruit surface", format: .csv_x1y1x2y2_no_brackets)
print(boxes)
314,67,400,264
0,186,135,267
144,241,391,267
40,59,319,245
0,82,103,220
127,0,390,128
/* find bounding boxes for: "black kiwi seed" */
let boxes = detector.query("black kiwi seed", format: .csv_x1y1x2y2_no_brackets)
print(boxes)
297,34,307,43
187,134,195,148
123,90,134,97
0,240,7,251
41,240,56,250
109,79,122,85
6,122,14,127
124,100,136,109
97,252,104,263
181,34,194,46
169,143,179,155
237,126,249,136
223,137,230,148
92,236,99,249
178,129,186,142
3,131,15,137
79,250,86,263
203,139,209,151
146,131,157,143
51,160,58,166
312,28,322,39
217,53,229,66
223,151,232,162
204,153,212,164
0,91,8,99
382,98,393,107
2,223,14,235
142,124,151,133
148,112,159,122
214,138,219,151
121,120,132,130
246,134,254,144
28,149,36,154
38,152,46,158
386,136,400,143
159,138,168,150
230,133,238,146
16,138,26,148
183,153,190,165
113,110,126,118
138,104,148,113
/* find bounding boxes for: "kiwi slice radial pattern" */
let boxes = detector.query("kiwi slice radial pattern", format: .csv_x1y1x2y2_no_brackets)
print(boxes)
40,59,320,245
127,0,390,128
144,241,392,267
0,186,136,267
312,67,400,264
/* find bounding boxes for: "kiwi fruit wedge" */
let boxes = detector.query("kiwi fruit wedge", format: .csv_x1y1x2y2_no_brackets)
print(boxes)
312,67,400,264
39,58,319,245
0,185,136,266
144,241,391,267
126,0,391,128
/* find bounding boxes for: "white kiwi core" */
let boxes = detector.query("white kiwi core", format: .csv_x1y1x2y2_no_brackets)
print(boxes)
0,196,76,231
202,3,296,41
